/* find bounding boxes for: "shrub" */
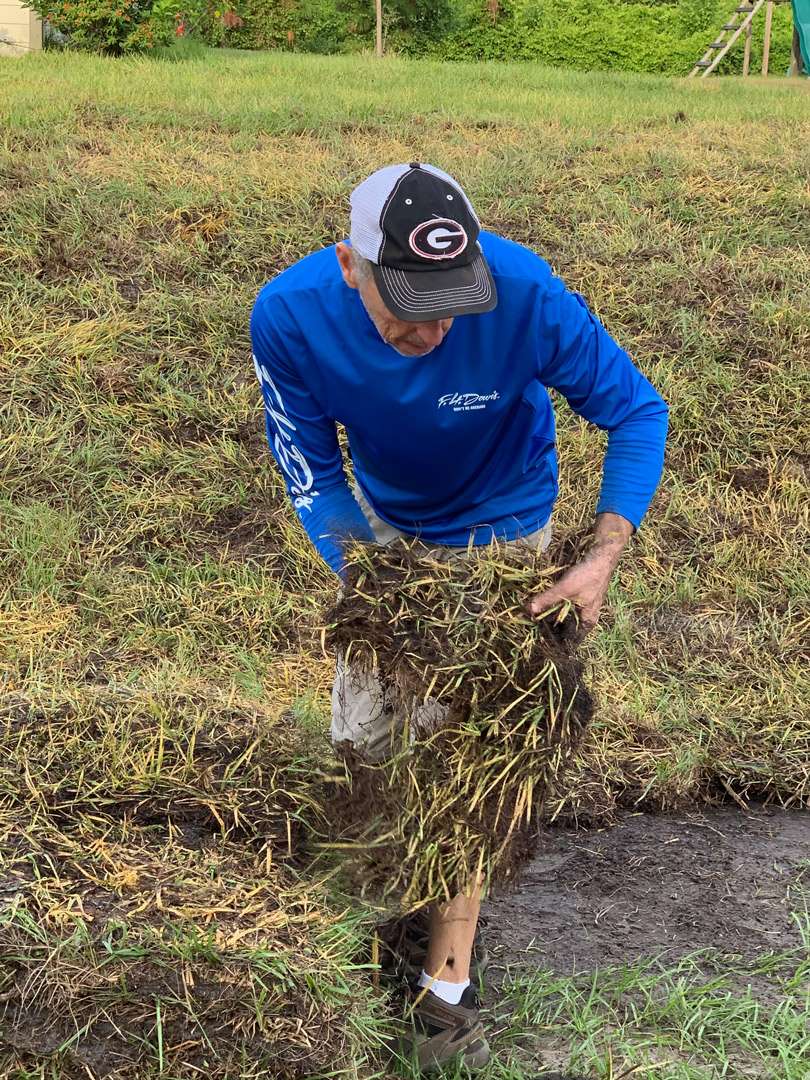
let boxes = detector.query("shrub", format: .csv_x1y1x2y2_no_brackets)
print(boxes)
223,0,347,52
223,0,456,55
150,0,244,47
24,0,161,53
381,0,458,53
24,0,244,53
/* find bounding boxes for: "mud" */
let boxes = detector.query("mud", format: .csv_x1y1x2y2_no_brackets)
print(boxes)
483,806,809,973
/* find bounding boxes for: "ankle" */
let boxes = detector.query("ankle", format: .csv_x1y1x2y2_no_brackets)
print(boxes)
418,970,470,1005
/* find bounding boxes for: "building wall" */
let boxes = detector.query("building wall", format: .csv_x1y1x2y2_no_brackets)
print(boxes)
0,0,43,56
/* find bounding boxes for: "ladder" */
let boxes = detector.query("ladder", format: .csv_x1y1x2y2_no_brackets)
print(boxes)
689,0,766,77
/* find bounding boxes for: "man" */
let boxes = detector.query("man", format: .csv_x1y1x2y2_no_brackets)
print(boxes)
251,163,668,1071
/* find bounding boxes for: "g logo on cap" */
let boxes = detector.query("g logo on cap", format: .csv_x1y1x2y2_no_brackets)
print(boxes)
408,218,468,261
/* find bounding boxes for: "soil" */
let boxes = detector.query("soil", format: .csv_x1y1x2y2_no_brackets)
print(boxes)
483,806,810,974
478,808,809,1079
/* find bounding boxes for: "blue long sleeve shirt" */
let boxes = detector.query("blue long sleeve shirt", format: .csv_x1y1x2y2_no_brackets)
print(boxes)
251,232,668,574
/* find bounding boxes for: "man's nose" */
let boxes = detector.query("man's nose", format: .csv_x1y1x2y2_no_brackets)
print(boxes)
416,321,445,347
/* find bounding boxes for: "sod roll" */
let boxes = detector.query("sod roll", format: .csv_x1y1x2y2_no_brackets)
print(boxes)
323,536,594,910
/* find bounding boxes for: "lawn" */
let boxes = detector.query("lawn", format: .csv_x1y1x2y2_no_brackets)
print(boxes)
0,47,808,1079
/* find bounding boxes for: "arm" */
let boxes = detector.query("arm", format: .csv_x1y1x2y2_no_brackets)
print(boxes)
527,277,668,628
250,296,373,575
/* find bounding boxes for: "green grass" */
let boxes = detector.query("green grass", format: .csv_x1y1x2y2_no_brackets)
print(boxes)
393,908,810,1079
3,48,809,131
499,941,810,1079
1,46,809,1078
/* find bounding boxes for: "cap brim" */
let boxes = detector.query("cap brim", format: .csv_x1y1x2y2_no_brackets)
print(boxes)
373,251,497,322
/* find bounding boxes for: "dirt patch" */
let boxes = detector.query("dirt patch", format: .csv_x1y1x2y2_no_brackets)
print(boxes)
196,502,291,562
0,159,35,192
74,101,130,130
484,807,809,973
160,416,262,451
724,463,772,492
115,276,143,304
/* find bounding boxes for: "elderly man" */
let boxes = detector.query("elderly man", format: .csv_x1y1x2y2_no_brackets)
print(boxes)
251,163,668,1071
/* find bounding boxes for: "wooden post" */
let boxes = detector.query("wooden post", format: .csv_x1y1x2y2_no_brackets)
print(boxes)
762,0,774,75
743,16,753,74
375,0,383,57
790,20,806,75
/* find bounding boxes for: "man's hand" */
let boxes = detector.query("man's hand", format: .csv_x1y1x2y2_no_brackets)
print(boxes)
527,513,634,631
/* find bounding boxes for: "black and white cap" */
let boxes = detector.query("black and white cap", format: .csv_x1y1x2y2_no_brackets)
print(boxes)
349,162,497,322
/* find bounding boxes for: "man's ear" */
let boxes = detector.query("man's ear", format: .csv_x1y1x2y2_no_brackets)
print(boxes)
335,242,358,290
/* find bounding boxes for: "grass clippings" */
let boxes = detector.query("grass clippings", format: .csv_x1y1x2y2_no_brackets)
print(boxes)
323,537,594,908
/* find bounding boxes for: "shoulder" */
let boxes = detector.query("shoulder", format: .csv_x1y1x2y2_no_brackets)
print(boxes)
252,245,344,324
479,231,555,287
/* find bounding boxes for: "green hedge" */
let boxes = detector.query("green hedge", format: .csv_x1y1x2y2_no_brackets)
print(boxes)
223,0,346,52
224,0,454,53
34,0,796,75
220,0,794,78
431,0,795,76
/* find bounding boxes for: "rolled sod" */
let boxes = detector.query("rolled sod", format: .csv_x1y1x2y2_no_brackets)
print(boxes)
323,536,594,910
0,686,381,1074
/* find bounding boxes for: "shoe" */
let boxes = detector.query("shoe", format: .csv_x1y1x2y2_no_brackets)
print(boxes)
396,984,490,1072
377,910,490,984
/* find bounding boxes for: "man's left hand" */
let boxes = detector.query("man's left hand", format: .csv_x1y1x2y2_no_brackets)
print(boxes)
527,513,634,632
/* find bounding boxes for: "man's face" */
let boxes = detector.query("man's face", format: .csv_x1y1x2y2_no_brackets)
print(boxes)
336,242,453,358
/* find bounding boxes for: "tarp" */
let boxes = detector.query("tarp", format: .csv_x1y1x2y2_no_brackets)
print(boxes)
792,0,810,70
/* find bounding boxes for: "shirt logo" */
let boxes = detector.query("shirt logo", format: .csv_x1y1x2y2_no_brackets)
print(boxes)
409,218,468,261
438,390,500,412
253,354,319,511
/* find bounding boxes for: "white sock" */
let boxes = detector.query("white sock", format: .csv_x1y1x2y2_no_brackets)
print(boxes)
418,969,470,1005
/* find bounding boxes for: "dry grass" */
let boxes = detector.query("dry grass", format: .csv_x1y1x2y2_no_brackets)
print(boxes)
0,46,808,1076
0,684,385,1077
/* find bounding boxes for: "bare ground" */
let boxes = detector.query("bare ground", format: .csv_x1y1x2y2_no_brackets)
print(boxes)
484,806,809,973
477,808,809,1079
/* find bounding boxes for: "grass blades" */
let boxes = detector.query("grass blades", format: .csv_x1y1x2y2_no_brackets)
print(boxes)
389,937,810,1079
0,45,808,1077
0,684,386,1076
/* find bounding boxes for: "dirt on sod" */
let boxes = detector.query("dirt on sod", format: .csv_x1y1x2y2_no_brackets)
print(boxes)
323,537,593,909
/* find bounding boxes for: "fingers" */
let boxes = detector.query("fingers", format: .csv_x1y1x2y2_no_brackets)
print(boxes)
576,601,603,635
526,589,560,617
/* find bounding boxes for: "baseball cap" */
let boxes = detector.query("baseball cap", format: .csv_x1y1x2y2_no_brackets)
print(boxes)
349,162,498,322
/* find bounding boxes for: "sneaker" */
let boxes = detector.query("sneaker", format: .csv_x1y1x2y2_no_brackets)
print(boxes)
397,984,490,1072
377,910,490,984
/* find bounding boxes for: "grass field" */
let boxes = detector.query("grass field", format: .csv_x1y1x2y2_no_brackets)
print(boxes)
1,48,809,1079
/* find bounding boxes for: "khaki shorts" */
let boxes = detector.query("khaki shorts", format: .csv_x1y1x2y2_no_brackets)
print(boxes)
330,489,552,762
